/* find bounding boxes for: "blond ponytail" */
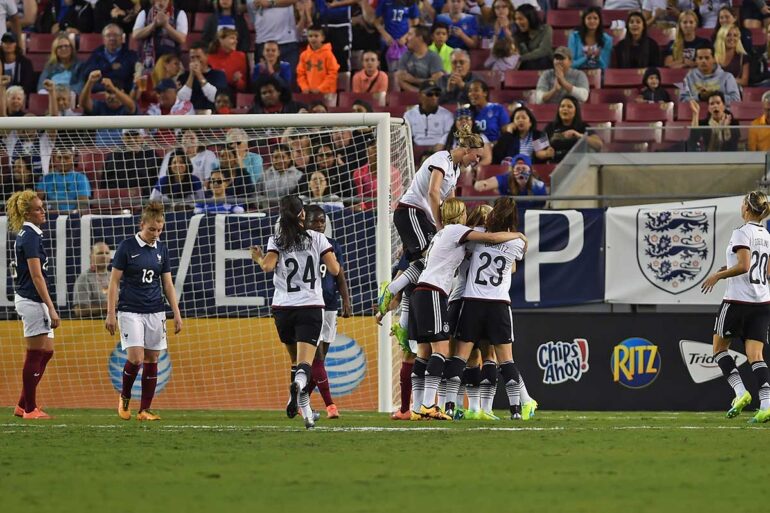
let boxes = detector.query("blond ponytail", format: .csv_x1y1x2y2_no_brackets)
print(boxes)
6,189,38,233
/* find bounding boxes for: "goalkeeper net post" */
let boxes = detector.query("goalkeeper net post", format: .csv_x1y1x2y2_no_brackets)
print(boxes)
0,113,410,414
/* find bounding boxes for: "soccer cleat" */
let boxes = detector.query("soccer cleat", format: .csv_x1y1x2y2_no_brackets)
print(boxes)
286,382,300,419
13,405,24,417
118,395,131,420
521,399,538,421
22,408,52,420
304,413,316,430
136,410,161,421
748,409,770,424
391,409,412,420
478,410,500,421
727,391,751,419
463,409,481,420
420,404,452,420
410,410,429,421
377,281,394,316
453,407,466,421
326,404,340,419
392,324,410,354
510,404,522,420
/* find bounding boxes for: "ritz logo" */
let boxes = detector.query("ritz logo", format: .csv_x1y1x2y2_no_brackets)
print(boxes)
611,337,661,388
537,338,589,384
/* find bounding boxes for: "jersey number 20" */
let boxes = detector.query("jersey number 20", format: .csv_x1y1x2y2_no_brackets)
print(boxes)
749,250,769,285
286,256,316,292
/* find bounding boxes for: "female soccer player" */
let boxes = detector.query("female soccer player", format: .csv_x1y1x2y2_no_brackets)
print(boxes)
377,125,484,417
409,198,526,420
304,205,352,419
251,195,340,430
702,191,770,423
107,202,183,422
450,197,531,421
8,190,59,419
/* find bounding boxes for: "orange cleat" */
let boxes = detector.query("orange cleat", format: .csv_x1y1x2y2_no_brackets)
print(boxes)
118,395,131,420
22,408,52,420
136,410,161,421
326,404,340,419
13,405,24,417
390,410,412,420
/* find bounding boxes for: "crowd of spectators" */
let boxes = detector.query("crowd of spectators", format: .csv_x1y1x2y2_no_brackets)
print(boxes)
1,0,770,214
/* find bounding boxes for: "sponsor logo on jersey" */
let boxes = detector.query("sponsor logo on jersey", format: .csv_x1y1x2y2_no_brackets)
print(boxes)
611,337,661,389
679,339,747,384
637,206,715,294
109,342,172,399
536,338,589,385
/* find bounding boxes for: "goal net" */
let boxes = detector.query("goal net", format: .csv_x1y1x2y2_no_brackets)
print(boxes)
0,113,413,413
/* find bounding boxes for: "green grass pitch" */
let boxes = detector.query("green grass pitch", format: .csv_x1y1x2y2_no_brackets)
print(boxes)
2,409,769,513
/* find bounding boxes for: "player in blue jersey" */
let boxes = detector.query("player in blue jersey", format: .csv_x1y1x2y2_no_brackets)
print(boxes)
106,202,183,422
7,190,60,420
305,205,352,419
375,0,420,47
467,79,511,143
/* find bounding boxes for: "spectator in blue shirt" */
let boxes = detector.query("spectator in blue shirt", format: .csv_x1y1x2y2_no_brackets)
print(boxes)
472,153,547,208
467,79,510,143
436,0,479,50
567,7,613,70
226,128,264,191
36,146,92,213
177,41,228,111
193,170,245,214
252,41,293,90
80,23,138,93
80,70,137,147
375,0,419,47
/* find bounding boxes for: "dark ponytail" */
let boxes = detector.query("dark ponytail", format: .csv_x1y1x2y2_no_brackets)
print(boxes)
276,195,309,250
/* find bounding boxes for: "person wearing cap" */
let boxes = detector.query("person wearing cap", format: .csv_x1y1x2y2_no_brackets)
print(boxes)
80,24,139,94
102,130,162,197
0,31,34,95
749,90,770,152
443,107,493,165
436,49,477,105
535,46,589,104
146,78,193,116
0,0,21,53
395,26,445,92
80,69,137,147
403,80,455,148
473,153,547,209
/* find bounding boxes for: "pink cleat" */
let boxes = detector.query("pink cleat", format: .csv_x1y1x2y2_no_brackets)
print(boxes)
22,408,52,420
390,410,412,420
326,404,340,419
13,405,24,417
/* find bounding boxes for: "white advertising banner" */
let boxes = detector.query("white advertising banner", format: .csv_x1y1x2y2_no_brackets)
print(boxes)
605,195,745,304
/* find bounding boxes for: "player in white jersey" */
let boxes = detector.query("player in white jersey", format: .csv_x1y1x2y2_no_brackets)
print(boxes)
701,191,770,423
450,197,535,421
409,199,526,420
251,195,341,429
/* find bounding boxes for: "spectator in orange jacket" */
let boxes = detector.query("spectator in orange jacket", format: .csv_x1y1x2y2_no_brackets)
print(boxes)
297,25,340,94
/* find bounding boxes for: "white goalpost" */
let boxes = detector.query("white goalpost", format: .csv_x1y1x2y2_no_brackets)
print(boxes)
0,113,414,414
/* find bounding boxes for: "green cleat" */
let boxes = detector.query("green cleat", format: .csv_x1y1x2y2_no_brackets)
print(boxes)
391,324,410,353
453,407,466,421
727,391,752,419
463,409,481,420
748,409,770,424
377,281,394,316
521,399,538,421
478,410,500,421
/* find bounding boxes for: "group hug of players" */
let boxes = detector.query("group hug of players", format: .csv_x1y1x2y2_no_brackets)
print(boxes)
8,125,770,427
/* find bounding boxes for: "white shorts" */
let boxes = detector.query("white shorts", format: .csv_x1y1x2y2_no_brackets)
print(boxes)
117,311,167,351
319,309,338,344
14,294,54,339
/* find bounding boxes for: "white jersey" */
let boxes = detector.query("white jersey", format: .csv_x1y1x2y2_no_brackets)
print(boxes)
723,222,770,304
463,238,526,303
449,227,484,303
267,229,332,308
418,224,474,295
399,150,462,226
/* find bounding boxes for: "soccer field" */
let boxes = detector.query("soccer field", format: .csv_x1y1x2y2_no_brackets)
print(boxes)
2,409,768,513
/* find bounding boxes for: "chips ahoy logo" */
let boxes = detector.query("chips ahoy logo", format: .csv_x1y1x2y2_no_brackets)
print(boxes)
537,338,589,384
611,337,661,388
108,342,172,399
325,334,366,396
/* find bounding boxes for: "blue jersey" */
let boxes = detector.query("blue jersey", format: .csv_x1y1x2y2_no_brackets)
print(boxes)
435,13,478,50
473,102,510,142
376,0,419,40
13,222,48,302
321,238,344,310
112,234,171,314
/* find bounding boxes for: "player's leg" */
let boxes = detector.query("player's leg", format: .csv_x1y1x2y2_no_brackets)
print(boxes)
314,322,339,419
745,305,770,423
391,350,415,420
443,339,473,417
15,298,55,419
463,349,482,419
293,309,323,429
713,302,751,418
494,343,524,420
116,312,145,420
479,346,499,421
136,312,167,421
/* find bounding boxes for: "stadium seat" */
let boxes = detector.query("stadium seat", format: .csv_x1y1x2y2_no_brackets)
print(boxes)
581,102,623,124
729,101,763,122
648,27,676,47
695,28,712,39
659,68,688,86
92,187,143,213
235,92,253,109
604,68,646,88
193,13,208,32
26,33,56,54
552,29,570,48
77,33,102,53
602,10,629,27
742,88,767,102
294,92,327,106
473,70,503,89
750,27,767,49
27,94,49,115
556,0,602,8
585,69,601,90
350,50,363,71
676,101,704,120
503,70,541,90
27,53,48,73
388,104,407,117
603,141,650,152
613,121,663,143
625,102,674,122
337,72,351,92
475,164,508,181
182,32,203,51
386,90,419,106
546,9,581,29
469,49,487,70
76,150,107,176
456,165,476,191
589,88,638,104
650,120,692,151
591,121,613,145
528,103,558,124
338,91,386,108
535,163,556,186
489,89,526,105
